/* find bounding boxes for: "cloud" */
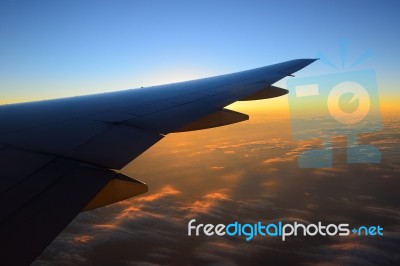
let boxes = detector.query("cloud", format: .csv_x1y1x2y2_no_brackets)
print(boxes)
262,157,294,164
183,189,232,218
34,117,400,265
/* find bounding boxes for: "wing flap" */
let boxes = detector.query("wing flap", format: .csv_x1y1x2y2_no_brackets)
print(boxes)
0,147,54,194
0,119,107,155
0,157,139,265
0,157,75,223
68,124,164,169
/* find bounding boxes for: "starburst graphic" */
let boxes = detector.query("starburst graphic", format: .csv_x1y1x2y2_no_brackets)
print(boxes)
287,42,382,168
316,40,373,70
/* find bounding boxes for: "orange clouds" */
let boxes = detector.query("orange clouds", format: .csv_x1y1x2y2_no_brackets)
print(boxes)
262,157,293,164
92,224,118,230
262,180,279,189
185,190,231,215
90,185,182,232
73,235,93,244
134,185,181,202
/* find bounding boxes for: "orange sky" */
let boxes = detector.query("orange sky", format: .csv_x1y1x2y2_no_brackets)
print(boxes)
229,94,399,118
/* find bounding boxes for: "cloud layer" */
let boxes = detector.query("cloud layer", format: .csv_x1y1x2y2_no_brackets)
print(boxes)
34,116,400,265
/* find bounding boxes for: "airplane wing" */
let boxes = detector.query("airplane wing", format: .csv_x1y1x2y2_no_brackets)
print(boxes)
0,59,316,264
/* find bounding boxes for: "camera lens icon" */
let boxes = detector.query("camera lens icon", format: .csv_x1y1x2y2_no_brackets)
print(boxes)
287,70,382,168
327,81,370,125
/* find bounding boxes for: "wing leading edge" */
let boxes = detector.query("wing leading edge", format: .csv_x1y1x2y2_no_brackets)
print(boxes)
0,59,316,264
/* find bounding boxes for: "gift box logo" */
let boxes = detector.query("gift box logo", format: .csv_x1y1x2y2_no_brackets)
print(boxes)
287,69,382,168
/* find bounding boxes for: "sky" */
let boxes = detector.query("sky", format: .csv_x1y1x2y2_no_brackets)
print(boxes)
1,1,400,265
0,0,399,112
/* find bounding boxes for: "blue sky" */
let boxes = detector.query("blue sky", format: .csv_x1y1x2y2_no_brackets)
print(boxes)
0,0,399,104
